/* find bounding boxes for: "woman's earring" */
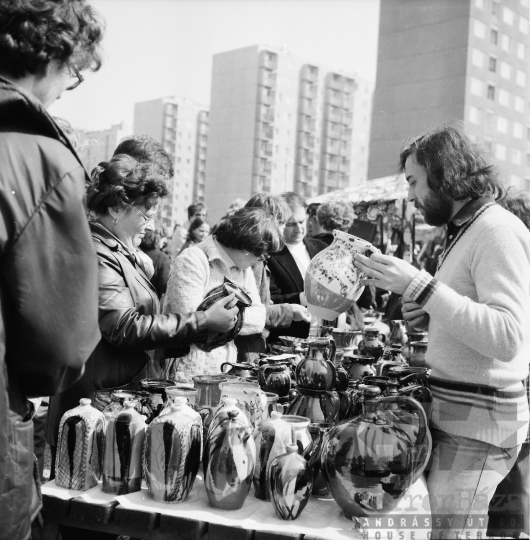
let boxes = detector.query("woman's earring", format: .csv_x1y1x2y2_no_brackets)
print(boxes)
113,216,118,225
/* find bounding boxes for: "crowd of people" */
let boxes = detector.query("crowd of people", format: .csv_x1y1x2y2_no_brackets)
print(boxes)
0,1,529,540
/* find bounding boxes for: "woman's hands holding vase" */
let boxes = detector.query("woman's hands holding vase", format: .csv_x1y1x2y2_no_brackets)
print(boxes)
353,251,419,295
204,293,239,332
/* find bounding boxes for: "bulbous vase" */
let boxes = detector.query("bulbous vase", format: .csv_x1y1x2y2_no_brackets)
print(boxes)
269,445,313,520
295,337,336,391
320,385,431,518
196,278,252,352
253,412,293,500
219,381,268,428
102,402,146,494
358,328,385,362
342,352,376,380
304,230,377,320
204,410,256,510
260,361,292,398
286,389,339,425
55,398,104,491
389,320,408,348
144,402,203,503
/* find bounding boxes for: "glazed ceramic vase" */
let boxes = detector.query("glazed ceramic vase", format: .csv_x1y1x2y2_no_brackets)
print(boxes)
304,230,377,320
259,360,292,398
376,347,408,377
286,390,339,425
320,385,431,518
193,374,229,408
165,386,198,410
388,320,408,348
409,342,429,368
342,352,376,380
204,410,256,510
159,395,201,423
144,402,203,503
331,329,363,351
269,445,313,520
102,390,151,420
219,381,268,428
102,402,146,494
196,278,252,352
296,337,337,391
403,332,428,361
55,398,104,490
220,361,257,379
307,423,332,497
139,378,177,422
264,392,286,418
253,412,293,500
358,328,385,361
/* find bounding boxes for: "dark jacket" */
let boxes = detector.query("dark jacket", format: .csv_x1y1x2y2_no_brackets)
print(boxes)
47,222,210,446
268,237,327,340
0,77,101,540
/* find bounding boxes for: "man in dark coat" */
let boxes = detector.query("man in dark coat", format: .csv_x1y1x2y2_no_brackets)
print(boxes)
0,2,104,538
268,192,326,341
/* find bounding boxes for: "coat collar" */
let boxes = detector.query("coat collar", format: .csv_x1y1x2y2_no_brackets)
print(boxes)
450,193,496,227
200,235,240,272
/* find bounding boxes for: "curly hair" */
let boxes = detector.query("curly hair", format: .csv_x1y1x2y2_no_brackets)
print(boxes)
113,135,174,178
87,154,169,215
215,207,283,256
317,200,355,232
245,193,291,226
0,0,105,79
399,124,506,201
498,187,530,231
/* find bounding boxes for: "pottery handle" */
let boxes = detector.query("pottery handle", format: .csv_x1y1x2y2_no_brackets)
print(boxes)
328,337,336,364
220,362,233,374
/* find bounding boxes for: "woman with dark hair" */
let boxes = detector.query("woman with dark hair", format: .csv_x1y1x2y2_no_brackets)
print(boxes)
164,207,282,381
179,216,210,254
0,1,105,536
48,155,238,446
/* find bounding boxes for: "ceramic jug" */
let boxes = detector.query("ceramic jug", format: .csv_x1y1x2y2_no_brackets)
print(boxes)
388,320,408,348
403,332,428,361
204,410,256,510
304,230,377,320
55,398,104,490
139,379,177,422
219,381,268,428
220,361,257,379
102,402,146,494
252,411,293,500
144,402,203,503
286,390,339,425
358,328,385,361
409,341,429,368
264,392,286,418
269,445,313,520
196,278,252,352
259,360,291,398
295,337,337,391
102,390,151,420
307,423,332,497
376,347,408,377
193,374,229,408
320,385,431,518
342,352,376,380
164,386,199,410
331,329,363,351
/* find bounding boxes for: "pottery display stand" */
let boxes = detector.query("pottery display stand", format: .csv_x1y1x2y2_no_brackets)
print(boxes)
41,473,431,540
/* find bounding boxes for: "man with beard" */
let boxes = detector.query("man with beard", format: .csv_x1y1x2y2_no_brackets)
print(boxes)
352,126,530,540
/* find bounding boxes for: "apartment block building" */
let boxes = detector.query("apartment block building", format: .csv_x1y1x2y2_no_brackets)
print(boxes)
82,121,132,173
369,0,530,190
205,45,373,221
133,97,209,231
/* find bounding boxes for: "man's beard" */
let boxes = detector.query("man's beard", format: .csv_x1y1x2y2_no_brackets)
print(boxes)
416,190,453,226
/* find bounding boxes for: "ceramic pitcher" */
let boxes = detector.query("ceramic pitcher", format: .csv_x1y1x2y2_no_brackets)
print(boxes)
295,337,337,391
304,230,378,320
219,381,268,428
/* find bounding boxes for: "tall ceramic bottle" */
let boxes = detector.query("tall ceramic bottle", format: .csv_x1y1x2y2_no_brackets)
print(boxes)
102,402,146,494
55,398,104,490
253,412,293,500
204,410,256,510
269,445,313,520
144,402,203,503
304,230,377,320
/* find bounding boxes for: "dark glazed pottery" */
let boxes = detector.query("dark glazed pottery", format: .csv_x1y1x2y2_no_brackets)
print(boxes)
144,403,203,503
102,390,151,420
102,402,146,494
286,388,339,424
196,278,252,352
295,337,337,391
220,361,257,379
260,361,292,398
139,378,177,422
193,374,228,408
307,423,332,497
358,328,385,361
320,385,431,518
204,410,256,510
269,445,313,520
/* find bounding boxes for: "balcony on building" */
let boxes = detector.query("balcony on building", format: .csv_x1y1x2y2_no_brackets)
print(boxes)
342,112,353,127
324,104,342,124
301,64,319,83
259,68,277,88
255,157,272,175
340,125,353,141
326,73,344,92
254,174,271,193
322,170,341,189
298,132,315,149
296,165,313,184
300,81,318,100
259,105,274,123
260,50,278,70
260,88,275,106
300,98,316,116
343,77,356,95
323,155,340,172
257,122,274,140
298,115,316,133
325,139,341,155
259,140,273,157
327,91,343,108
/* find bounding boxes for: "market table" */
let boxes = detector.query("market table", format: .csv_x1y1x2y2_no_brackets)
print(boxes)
41,475,432,540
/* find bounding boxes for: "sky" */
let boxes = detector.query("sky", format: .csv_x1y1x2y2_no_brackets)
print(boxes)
49,0,381,132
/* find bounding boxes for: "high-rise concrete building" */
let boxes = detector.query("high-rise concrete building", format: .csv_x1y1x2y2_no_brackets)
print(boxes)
133,97,209,231
205,45,373,221
83,122,132,172
369,0,530,190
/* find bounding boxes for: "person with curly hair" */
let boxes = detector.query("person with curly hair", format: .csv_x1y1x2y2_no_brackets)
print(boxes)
313,200,356,246
47,155,238,458
164,207,282,382
0,1,104,537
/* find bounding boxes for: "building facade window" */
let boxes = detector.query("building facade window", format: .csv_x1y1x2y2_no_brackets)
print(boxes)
474,19,487,39
475,0,484,8
472,48,485,67
491,28,498,44
520,17,529,34
497,116,508,133
513,121,524,138
515,95,525,112
495,143,506,160
492,0,501,16
516,69,526,86
469,106,480,124
471,77,483,96
487,84,495,100
500,61,512,79
511,149,522,164
501,33,511,51
503,7,514,25
498,88,510,106
517,42,526,59
489,56,497,72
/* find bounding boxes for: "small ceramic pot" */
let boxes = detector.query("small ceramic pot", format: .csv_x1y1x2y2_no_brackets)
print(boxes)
342,353,376,380
409,342,429,368
358,328,385,361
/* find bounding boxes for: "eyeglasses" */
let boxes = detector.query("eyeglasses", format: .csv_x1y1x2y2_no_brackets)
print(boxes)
132,206,159,223
66,64,84,91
